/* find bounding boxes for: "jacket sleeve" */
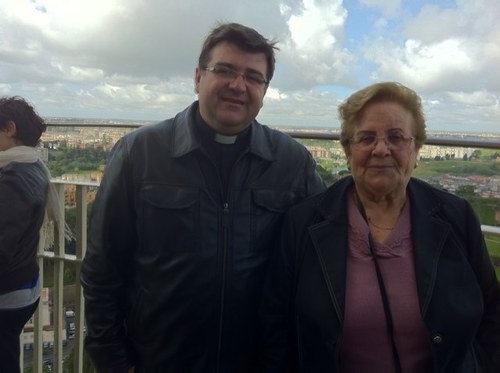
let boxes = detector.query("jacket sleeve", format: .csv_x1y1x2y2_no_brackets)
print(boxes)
0,165,45,279
81,138,137,372
259,211,300,372
0,169,29,264
466,203,500,372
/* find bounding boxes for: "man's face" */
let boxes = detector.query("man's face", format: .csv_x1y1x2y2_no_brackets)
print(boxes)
195,41,268,135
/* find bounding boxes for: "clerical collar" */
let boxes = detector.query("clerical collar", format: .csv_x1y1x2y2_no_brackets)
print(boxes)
195,109,250,145
214,133,237,144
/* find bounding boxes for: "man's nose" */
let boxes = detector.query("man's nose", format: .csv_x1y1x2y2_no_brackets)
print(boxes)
228,74,247,90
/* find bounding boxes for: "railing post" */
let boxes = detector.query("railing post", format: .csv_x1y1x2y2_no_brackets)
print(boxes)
74,185,88,373
53,183,65,373
33,233,45,372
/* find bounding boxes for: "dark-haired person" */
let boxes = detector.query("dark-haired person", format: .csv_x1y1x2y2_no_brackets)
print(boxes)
0,96,64,373
81,22,325,372
260,82,500,372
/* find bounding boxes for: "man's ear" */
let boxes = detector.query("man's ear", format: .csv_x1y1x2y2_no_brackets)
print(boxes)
194,67,202,94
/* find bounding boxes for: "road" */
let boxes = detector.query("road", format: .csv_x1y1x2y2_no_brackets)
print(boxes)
23,339,74,369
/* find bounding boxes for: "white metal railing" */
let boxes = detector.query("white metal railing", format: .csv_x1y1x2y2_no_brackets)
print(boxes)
21,130,499,372
22,183,500,373
21,182,93,373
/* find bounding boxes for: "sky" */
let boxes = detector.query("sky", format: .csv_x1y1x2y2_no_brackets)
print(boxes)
0,0,499,134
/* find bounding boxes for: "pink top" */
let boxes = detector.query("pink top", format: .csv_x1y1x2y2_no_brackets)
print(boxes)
339,193,432,373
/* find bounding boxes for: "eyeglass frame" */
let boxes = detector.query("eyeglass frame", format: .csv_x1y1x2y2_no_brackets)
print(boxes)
349,131,415,150
202,64,268,86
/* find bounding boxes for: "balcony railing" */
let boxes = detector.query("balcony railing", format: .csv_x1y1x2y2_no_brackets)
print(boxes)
21,127,500,372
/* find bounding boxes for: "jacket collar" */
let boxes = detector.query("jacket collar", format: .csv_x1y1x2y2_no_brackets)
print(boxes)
407,179,451,316
170,101,274,161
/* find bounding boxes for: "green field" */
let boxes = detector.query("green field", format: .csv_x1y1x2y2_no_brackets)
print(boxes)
413,159,499,178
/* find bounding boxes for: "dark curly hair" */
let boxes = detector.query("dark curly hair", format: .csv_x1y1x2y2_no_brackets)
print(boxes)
0,96,47,147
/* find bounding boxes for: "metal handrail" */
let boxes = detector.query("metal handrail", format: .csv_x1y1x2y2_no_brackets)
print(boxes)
24,125,499,373
45,121,500,150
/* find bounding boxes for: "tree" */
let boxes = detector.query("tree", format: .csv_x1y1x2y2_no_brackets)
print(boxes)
455,185,478,199
471,149,482,160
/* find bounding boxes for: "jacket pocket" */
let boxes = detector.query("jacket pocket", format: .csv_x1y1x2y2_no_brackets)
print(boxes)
139,184,201,253
250,189,302,252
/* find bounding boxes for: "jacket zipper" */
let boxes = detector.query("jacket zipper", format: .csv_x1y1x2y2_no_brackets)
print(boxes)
215,149,248,372
216,201,230,371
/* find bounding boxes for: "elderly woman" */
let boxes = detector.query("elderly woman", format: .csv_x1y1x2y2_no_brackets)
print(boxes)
0,96,63,373
260,82,500,372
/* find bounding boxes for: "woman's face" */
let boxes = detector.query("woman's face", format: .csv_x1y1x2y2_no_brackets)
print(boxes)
348,101,418,198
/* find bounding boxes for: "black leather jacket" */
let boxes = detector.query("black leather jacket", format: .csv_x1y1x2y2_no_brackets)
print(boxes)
0,160,48,294
260,176,500,372
81,102,325,372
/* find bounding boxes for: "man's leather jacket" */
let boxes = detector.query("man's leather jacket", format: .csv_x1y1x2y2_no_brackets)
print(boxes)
81,102,325,372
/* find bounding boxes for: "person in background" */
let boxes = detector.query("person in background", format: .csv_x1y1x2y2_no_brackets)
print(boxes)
260,82,500,372
81,22,325,372
0,96,63,373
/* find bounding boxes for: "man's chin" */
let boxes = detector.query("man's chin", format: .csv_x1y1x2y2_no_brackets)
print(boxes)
215,115,251,132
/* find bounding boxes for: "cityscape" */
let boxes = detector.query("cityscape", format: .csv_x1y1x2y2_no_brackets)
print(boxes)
41,118,500,201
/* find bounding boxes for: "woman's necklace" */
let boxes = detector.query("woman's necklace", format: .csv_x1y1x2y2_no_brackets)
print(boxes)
367,217,394,231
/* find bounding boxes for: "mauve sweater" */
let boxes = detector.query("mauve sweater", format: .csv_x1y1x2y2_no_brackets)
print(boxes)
339,194,433,373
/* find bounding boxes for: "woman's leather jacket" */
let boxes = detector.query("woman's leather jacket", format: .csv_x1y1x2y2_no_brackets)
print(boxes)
260,176,500,372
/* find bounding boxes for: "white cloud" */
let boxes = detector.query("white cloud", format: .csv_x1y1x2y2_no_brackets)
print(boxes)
0,0,498,133
366,38,476,91
276,0,355,89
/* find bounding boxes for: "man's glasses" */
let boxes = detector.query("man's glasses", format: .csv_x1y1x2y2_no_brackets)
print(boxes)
202,65,268,86
350,132,415,150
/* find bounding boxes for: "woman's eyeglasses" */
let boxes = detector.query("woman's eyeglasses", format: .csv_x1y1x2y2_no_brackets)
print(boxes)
350,132,415,150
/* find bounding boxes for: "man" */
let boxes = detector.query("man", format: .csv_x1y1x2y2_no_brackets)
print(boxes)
81,22,325,372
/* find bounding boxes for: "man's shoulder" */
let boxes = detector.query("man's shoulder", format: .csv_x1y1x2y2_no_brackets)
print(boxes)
254,122,310,154
125,118,173,140
123,103,195,143
257,122,294,141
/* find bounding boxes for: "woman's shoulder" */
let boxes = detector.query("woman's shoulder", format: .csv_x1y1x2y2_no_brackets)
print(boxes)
409,177,467,204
